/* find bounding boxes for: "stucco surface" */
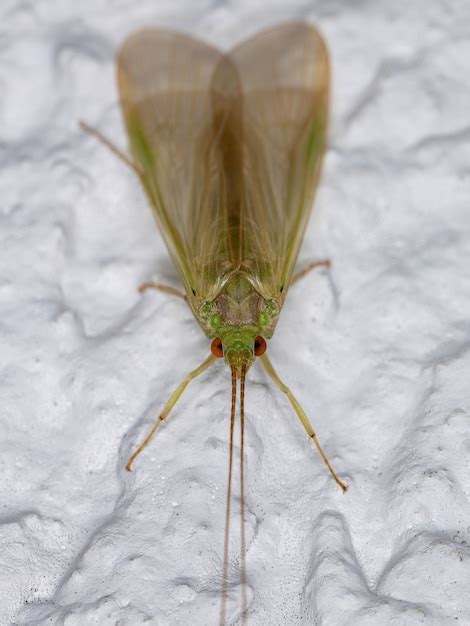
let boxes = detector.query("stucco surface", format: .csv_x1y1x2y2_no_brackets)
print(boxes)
1,1,469,624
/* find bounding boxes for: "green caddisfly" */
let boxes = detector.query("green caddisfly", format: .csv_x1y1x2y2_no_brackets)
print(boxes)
80,20,347,625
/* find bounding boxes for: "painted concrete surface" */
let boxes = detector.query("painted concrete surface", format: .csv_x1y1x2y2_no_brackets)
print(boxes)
1,1,469,624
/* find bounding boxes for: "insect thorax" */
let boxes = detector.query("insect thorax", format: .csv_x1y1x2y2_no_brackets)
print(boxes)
198,272,280,341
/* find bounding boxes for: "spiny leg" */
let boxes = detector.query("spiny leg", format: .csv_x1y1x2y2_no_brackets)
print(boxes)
138,281,186,300
291,259,331,286
79,120,143,176
259,354,347,492
125,354,215,471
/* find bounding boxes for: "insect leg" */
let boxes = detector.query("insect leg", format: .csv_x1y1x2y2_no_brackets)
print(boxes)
259,354,347,492
291,259,330,286
125,354,216,471
79,120,143,176
138,282,186,300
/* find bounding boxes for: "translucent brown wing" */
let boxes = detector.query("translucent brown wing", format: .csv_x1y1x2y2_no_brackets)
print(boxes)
117,29,238,307
117,23,329,314
228,21,330,301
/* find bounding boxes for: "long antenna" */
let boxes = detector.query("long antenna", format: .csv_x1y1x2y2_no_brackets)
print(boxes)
219,367,237,625
240,364,248,623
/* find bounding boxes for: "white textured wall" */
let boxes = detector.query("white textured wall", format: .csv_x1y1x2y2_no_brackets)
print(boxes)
1,1,469,624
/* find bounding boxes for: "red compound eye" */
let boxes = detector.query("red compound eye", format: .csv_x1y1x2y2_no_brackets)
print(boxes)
211,337,224,358
254,336,267,356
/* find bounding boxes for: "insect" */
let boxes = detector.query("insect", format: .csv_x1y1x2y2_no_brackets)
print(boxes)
80,20,347,624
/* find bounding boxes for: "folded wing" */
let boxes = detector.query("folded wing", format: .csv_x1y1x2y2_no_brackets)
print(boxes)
117,29,233,304
229,21,330,301
117,22,329,311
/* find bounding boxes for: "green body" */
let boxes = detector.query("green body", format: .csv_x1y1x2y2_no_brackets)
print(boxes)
199,273,280,367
